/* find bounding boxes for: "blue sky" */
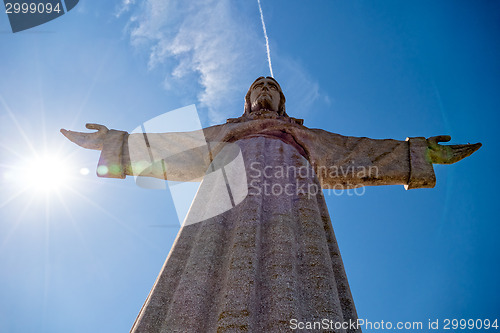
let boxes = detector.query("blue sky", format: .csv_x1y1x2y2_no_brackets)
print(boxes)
0,1,498,332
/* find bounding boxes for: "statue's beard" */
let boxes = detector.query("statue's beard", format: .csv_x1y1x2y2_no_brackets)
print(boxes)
250,96,278,114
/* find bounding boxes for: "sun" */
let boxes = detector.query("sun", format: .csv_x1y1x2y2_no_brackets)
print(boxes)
4,151,78,196
23,153,73,192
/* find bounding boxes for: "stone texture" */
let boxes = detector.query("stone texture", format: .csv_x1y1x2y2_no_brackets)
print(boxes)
405,137,436,190
130,137,359,333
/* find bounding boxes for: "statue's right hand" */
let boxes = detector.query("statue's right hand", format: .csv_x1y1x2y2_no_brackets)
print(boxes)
60,123,109,150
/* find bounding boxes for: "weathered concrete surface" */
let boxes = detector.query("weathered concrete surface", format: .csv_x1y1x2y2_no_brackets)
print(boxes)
130,137,359,333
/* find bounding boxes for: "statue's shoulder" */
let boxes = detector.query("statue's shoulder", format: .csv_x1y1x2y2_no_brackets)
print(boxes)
306,127,342,136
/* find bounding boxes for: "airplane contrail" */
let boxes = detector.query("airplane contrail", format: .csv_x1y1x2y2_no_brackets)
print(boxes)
257,0,274,77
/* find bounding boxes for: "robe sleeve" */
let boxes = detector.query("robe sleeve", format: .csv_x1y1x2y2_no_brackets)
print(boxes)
96,125,224,182
97,130,128,179
303,129,436,190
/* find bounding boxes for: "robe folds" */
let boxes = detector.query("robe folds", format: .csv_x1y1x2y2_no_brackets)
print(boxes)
96,118,436,333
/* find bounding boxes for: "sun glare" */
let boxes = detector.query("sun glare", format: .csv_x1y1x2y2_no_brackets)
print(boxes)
20,153,73,193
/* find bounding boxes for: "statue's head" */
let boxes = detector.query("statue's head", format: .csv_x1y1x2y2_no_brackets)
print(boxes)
244,76,288,117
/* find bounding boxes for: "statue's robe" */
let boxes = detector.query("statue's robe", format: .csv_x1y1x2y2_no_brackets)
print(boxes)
97,118,435,333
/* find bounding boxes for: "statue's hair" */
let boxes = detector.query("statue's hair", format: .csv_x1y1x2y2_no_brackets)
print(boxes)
244,76,288,117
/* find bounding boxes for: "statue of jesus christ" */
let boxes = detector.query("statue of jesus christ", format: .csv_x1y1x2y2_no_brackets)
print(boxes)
61,77,481,333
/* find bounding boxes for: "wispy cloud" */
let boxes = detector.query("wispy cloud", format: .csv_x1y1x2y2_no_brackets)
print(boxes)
115,0,136,18
118,0,327,124
118,0,267,123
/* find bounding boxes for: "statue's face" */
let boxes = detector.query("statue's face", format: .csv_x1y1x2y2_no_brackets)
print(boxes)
249,78,281,113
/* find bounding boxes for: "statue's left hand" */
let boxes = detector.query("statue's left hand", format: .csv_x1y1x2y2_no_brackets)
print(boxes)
427,135,482,164
60,123,109,150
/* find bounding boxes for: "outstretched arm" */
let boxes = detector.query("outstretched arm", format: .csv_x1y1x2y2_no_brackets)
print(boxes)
300,128,481,190
61,123,225,180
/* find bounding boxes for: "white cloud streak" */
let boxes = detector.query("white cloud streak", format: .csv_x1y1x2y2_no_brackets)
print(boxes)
118,0,327,124
257,0,273,77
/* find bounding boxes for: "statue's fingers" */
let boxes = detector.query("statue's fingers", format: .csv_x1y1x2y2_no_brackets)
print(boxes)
86,123,108,132
60,127,104,150
437,135,452,143
60,128,76,141
429,135,451,145
60,129,84,145
449,143,482,153
448,143,482,164
60,129,73,143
